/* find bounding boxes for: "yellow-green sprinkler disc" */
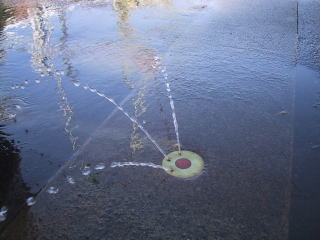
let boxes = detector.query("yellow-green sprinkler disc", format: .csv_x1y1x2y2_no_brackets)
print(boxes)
162,150,204,178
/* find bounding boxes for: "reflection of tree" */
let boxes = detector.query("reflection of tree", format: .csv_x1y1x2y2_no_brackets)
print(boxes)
0,126,30,233
113,0,172,158
29,5,52,77
29,5,79,150
57,11,79,151
0,2,10,61
0,4,16,122
0,2,10,31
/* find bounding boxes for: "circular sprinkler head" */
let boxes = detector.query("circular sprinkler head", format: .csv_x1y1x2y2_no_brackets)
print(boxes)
162,150,204,178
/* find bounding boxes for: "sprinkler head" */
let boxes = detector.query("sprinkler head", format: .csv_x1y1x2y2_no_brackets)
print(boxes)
175,158,192,169
162,151,204,178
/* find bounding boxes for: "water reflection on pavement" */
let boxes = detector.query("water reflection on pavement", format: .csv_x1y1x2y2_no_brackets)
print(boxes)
0,0,319,239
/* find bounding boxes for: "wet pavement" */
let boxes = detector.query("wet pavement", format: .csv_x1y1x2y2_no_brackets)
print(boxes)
289,65,320,240
0,0,319,239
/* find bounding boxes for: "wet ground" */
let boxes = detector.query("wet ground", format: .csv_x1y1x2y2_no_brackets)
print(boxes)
0,0,319,239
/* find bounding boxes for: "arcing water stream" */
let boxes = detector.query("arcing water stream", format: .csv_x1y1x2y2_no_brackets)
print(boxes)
154,56,182,154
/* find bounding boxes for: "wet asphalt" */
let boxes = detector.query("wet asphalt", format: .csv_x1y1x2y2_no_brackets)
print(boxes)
0,0,320,239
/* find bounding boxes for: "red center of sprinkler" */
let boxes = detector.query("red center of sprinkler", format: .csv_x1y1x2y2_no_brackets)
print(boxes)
175,158,192,169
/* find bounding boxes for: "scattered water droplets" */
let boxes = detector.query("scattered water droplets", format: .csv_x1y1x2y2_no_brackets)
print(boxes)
82,166,91,176
47,186,59,194
0,206,8,222
35,79,41,84
26,197,36,206
66,176,75,184
7,113,16,119
278,110,289,115
73,82,80,87
97,92,104,97
94,163,105,170
89,88,97,93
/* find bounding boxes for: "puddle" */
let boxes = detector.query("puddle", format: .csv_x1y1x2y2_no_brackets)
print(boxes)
289,65,320,240
0,0,317,239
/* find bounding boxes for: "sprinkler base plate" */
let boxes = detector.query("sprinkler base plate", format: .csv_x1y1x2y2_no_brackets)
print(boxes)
162,150,204,178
